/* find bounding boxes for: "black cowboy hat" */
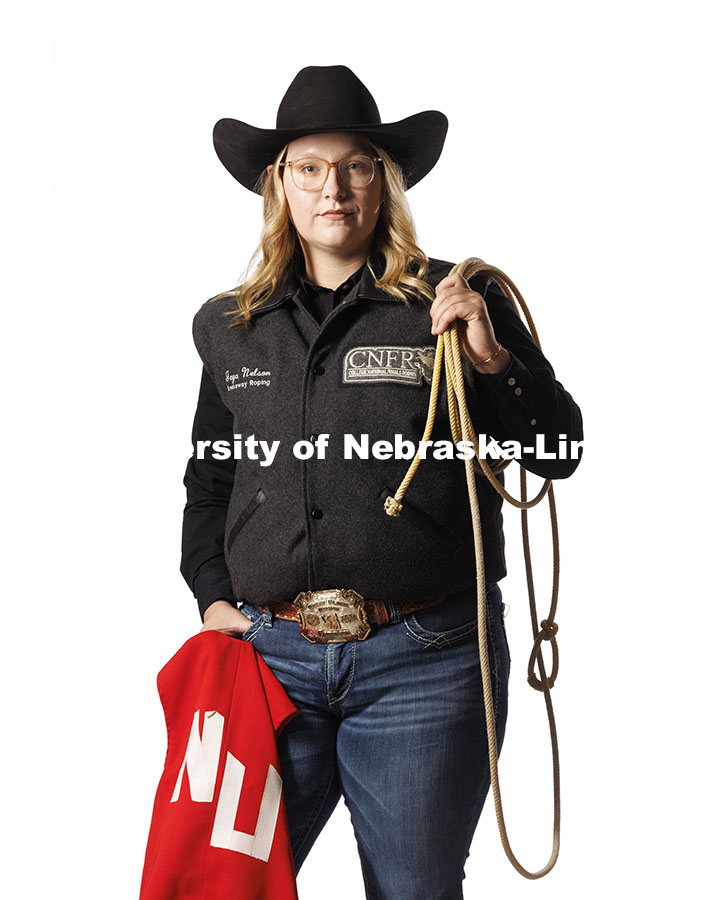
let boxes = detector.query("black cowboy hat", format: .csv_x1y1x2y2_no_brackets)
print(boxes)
213,65,448,194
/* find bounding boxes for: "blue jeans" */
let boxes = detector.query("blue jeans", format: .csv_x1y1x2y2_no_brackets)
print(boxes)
239,583,511,900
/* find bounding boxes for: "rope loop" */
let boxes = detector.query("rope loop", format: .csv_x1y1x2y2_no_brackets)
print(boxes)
527,631,560,691
384,257,563,878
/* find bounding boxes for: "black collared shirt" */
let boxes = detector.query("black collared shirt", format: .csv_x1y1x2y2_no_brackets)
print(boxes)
295,259,365,324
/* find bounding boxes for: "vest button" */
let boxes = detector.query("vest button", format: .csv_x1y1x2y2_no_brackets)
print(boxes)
313,365,325,376
311,508,324,519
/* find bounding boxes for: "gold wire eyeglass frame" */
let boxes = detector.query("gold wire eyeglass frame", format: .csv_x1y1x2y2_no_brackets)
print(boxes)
279,155,383,191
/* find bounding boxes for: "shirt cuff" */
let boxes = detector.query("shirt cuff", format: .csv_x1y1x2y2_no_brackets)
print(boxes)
193,564,236,621
471,350,538,428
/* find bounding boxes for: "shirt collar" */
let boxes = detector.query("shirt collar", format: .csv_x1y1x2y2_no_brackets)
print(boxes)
254,247,417,315
295,255,364,300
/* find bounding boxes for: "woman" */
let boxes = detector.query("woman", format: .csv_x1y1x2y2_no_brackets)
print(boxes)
181,65,583,899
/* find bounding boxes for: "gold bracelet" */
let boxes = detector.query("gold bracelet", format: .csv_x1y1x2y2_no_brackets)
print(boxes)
475,343,503,366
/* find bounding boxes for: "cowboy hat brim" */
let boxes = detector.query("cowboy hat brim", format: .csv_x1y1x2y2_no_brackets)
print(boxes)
213,110,448,194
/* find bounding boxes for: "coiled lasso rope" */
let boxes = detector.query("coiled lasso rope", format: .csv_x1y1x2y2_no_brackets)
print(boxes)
384,258,561,879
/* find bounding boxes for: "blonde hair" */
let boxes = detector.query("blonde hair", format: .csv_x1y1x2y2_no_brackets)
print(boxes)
214,138,435,327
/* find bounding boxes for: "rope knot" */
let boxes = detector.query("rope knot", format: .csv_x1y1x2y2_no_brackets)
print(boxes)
527,620,560,691
384,495,403,517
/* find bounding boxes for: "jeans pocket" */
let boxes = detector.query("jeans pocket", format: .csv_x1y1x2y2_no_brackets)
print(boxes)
238,603,268,643
404,585,481,649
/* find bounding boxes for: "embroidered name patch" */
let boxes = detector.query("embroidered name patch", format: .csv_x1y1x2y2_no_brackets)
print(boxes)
342,346,435,385
225,367,271,391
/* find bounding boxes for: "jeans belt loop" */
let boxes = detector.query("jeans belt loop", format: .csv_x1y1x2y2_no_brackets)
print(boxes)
387,600,404,625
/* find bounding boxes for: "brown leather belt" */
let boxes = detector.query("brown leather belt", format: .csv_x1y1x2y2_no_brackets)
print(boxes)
269,588,445,643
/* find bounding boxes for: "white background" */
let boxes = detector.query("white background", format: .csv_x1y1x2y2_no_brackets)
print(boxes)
3,1,718,897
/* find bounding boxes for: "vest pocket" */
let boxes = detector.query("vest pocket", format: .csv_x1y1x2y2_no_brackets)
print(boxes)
380,487,460,553
227,488,267,551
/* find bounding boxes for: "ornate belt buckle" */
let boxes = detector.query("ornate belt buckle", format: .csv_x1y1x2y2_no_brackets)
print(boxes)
294,589,371,643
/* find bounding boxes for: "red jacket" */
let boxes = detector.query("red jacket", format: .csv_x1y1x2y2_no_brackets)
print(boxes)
139,630,299,899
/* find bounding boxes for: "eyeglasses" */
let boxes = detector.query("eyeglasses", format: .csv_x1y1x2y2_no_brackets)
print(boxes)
279,154,382,191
